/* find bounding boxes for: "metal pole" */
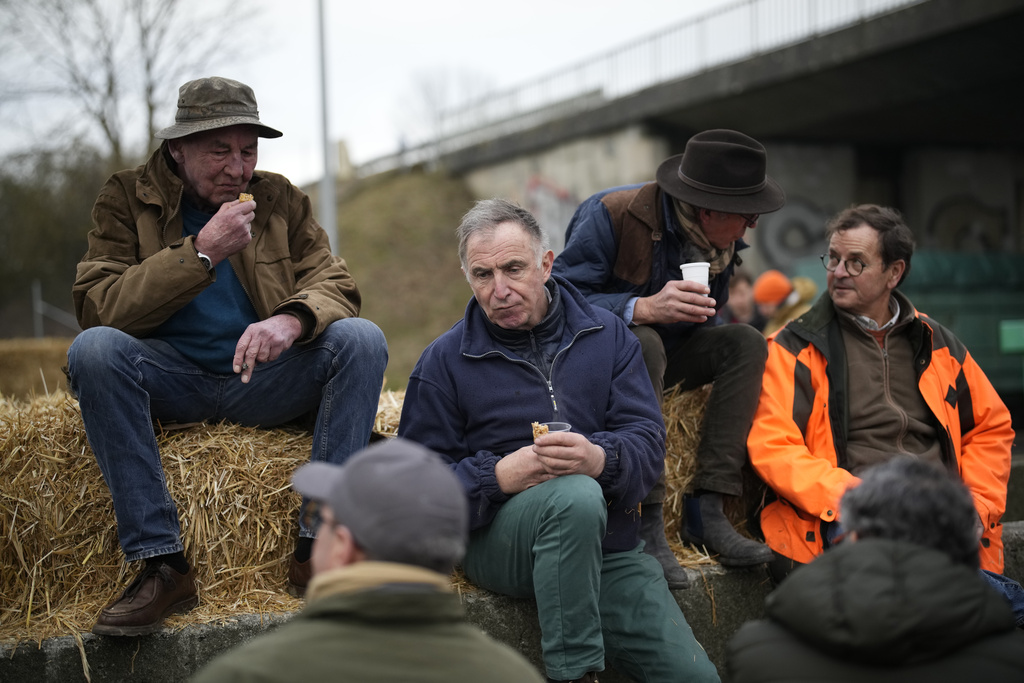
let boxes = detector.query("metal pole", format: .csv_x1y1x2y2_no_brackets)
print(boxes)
317,0,338,255
32,279,43,338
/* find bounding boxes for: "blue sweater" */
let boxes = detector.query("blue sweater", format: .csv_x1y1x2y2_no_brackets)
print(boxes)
150,201,258,373
398,277,665,552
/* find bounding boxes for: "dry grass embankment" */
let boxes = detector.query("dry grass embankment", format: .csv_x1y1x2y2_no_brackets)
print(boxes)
0,338,74,401
335,169,477,390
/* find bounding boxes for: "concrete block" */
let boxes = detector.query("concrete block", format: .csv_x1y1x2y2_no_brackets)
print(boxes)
1006,454,1024,522
2,522,1021,683
0,614,290,683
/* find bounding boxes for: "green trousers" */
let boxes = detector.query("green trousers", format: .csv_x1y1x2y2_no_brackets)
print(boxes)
463,475,720,683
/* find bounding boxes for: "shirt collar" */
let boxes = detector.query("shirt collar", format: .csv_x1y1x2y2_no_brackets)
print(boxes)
854,296,901,331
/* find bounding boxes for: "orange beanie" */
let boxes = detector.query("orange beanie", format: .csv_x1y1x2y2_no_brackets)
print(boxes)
753,270,793,305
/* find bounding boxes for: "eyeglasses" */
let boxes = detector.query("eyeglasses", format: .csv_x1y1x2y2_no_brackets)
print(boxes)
820,254,869,277
738,213,759,229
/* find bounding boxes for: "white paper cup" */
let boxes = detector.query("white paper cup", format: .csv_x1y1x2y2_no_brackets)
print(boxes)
541,421,572,432
680,262,710,287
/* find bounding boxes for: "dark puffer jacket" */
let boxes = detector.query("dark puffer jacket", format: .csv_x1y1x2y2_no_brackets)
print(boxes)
725,538,1024,682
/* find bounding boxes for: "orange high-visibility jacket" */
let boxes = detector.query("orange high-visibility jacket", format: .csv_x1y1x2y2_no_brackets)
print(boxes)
748,291,1015,572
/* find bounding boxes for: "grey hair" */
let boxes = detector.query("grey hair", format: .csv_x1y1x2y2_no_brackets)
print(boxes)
456,198,549,272
840,457,980,569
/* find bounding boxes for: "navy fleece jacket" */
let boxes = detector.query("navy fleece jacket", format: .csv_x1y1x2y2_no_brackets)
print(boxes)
398,277,665,552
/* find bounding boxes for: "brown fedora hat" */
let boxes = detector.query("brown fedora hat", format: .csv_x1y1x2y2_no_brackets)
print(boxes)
656,129,785,214
155,76,283,140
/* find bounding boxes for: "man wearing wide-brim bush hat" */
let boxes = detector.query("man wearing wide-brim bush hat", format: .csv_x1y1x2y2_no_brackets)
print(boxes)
553,129,785,583
154,76,284,140
67,76,388,636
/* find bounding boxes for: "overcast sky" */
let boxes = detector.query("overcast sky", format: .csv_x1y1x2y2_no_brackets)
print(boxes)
230,0,734,186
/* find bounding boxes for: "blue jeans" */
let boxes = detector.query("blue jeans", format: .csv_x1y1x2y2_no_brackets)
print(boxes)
463,475,720,683
981,569,1024,628
67,318,387,561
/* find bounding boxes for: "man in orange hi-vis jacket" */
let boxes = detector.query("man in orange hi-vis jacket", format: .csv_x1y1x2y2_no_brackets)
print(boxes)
748,204,1014,581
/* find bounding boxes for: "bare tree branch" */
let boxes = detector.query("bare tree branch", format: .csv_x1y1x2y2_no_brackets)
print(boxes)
0,0,261,167
400,67,494,160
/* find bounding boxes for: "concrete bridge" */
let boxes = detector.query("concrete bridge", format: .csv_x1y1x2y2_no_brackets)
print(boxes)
418,0,1024,265
360,0,1024,275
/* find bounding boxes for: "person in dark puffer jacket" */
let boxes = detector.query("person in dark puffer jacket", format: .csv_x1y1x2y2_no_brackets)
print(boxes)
726,457,1024,683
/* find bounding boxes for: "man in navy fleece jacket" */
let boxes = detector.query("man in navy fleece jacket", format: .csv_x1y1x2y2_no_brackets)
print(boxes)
398,199,719,683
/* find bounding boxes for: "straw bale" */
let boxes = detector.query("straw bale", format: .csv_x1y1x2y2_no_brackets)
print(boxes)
662,383,708,536
373,388,404,437
1,383,755,647
0,389,405,646
662,384,768,555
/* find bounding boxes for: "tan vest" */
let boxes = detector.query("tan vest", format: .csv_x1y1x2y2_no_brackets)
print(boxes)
600,182,664,286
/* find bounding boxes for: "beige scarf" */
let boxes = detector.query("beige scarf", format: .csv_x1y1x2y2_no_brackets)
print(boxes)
672,199,735,277
306,561,453,603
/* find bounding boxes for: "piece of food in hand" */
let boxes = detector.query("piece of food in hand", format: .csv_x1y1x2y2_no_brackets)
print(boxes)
532,421,549,441
239,192,254,202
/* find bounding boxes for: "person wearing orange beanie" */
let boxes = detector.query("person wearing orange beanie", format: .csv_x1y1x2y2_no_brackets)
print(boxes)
753,270,793,316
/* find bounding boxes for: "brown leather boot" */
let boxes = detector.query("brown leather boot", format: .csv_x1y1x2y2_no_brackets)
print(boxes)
286,555,312,598
92,562,198,636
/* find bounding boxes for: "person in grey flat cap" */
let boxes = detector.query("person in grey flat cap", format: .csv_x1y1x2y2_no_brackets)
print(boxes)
553,129,784,581
67,76,388,636
191,438,545,683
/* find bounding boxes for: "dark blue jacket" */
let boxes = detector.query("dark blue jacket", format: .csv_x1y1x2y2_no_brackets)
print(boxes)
552,182,745,347
398,277,666,552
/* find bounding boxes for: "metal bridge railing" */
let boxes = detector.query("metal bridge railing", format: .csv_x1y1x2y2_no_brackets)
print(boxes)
358,0,924,177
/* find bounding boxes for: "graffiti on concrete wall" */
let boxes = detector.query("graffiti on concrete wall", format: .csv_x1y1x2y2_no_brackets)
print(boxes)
526,175,578,254
754,196,830,273
753,194,1016,275
925,196,1012,251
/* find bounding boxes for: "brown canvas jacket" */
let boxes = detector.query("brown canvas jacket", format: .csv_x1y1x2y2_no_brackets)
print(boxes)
73,144,360,340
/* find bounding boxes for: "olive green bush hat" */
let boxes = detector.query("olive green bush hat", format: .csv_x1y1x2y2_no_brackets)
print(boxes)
155,76,283,140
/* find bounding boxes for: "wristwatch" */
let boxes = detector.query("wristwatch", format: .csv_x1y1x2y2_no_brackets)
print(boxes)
196,251,213,272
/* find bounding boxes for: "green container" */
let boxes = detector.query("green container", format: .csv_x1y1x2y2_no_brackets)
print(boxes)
1001,320,1024,354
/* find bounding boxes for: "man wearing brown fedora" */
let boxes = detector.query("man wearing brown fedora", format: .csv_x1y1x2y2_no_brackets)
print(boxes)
553,129,784,581
67,76,388,635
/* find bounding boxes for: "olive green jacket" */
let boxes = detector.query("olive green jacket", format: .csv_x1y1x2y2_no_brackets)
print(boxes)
190,562,544,683
73,144,360,341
